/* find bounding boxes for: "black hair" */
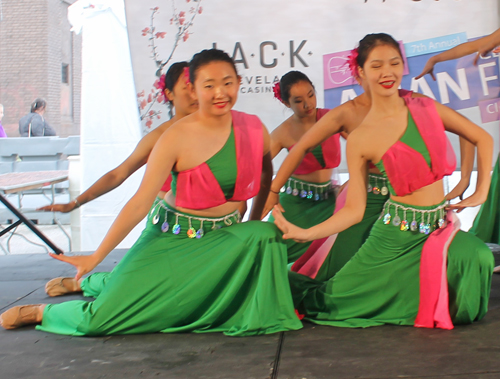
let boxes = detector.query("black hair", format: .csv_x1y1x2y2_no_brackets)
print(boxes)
356,33,403,69
164,61,189,119
279,71,314,104
31,98,46,113
189,49,238,84
165,61,189,95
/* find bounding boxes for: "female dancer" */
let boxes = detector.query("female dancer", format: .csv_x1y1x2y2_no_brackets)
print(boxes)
39,61,197,215
273,33,494,329
263,59,472,282
268,71,340,263
0,49,302,336
40,62,198,297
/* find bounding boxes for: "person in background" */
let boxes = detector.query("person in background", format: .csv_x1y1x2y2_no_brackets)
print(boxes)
0,104,7,138
18,99,57,137
267,71,341,263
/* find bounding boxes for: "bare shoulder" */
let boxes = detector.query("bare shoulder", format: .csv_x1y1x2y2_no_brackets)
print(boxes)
270,117,292,139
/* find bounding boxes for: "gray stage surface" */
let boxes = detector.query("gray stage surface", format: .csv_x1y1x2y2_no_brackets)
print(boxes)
1,249,499,379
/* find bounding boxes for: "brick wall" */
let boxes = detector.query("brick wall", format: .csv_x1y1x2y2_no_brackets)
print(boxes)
0,0,81,137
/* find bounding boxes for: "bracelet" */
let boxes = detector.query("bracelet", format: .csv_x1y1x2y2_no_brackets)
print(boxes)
270,189,280,194
74,198,81,208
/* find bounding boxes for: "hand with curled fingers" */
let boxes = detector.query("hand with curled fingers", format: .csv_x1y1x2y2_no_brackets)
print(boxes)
272,205,311,243
49,253,101,282
446,192,488,214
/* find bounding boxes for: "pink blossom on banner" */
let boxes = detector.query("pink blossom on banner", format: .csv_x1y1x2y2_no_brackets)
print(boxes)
140,99,147,110
146,119,153,128
179,11,186,17
157,93,165,103
141,27,150,36
155,32,167,39
183,32,190,42
154,74,166,92
198,6,203,14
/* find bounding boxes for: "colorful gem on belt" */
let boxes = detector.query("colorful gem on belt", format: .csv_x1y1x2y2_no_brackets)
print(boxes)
372,187,381,195
437,218,445,228
392,215,401,226
152,213,160,225
424,224,431,235
410,220,418,232
400,220,409,231
196,228,204,238
383,213,391,224
286,186,292,195
419,222,426,234
172,224,181,235
381,187,389,196
314,193,320,201
324,192,329,199
187,227,196,239
307,190,313,199
161,221,169,232
300,190,307,198
367,184,373,192
292,188,299,196
280,186,286,193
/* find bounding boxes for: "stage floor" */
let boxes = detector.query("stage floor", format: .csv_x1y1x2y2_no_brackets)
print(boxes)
1,249,499,379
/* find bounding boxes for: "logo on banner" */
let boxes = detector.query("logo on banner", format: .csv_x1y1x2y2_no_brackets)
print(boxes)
212,40,311,95
323,33,500,124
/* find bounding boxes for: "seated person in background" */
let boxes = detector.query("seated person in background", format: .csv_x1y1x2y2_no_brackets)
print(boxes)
19,98,57,137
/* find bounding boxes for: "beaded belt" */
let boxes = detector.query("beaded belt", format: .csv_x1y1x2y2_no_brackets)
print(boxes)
368,174,389,196
379,199,448,234
149,201,241,239
280,177,334,201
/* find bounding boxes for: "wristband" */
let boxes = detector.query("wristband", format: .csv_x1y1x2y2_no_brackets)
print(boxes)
74,198,82,208
270,189,280,194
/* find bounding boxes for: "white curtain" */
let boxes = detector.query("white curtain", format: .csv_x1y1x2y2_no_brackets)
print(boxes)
69,0,143,251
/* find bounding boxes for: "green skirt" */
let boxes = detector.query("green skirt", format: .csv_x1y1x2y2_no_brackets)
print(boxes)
314,174,389,281
290,199,494,328
469,155,500,244
37,201,302,336
268,177,336,263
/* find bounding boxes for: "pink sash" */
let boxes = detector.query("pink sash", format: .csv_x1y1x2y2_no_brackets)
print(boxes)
381,97,456,196
175,110,263,209
414,211,460,330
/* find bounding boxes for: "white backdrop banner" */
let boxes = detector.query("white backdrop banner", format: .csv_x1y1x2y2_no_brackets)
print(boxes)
124,0,499,172
121,0,499,232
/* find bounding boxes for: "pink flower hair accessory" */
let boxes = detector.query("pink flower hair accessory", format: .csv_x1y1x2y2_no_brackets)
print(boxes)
154,74,168,103
347,47,359,78
272,82,282,102
183,66,191,84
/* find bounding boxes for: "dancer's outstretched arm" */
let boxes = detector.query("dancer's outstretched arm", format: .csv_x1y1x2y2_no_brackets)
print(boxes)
38,124,168,213
436,102,493,211
272,133,367,242
262,106,346,218
50,126,180,280
416,28,500,80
